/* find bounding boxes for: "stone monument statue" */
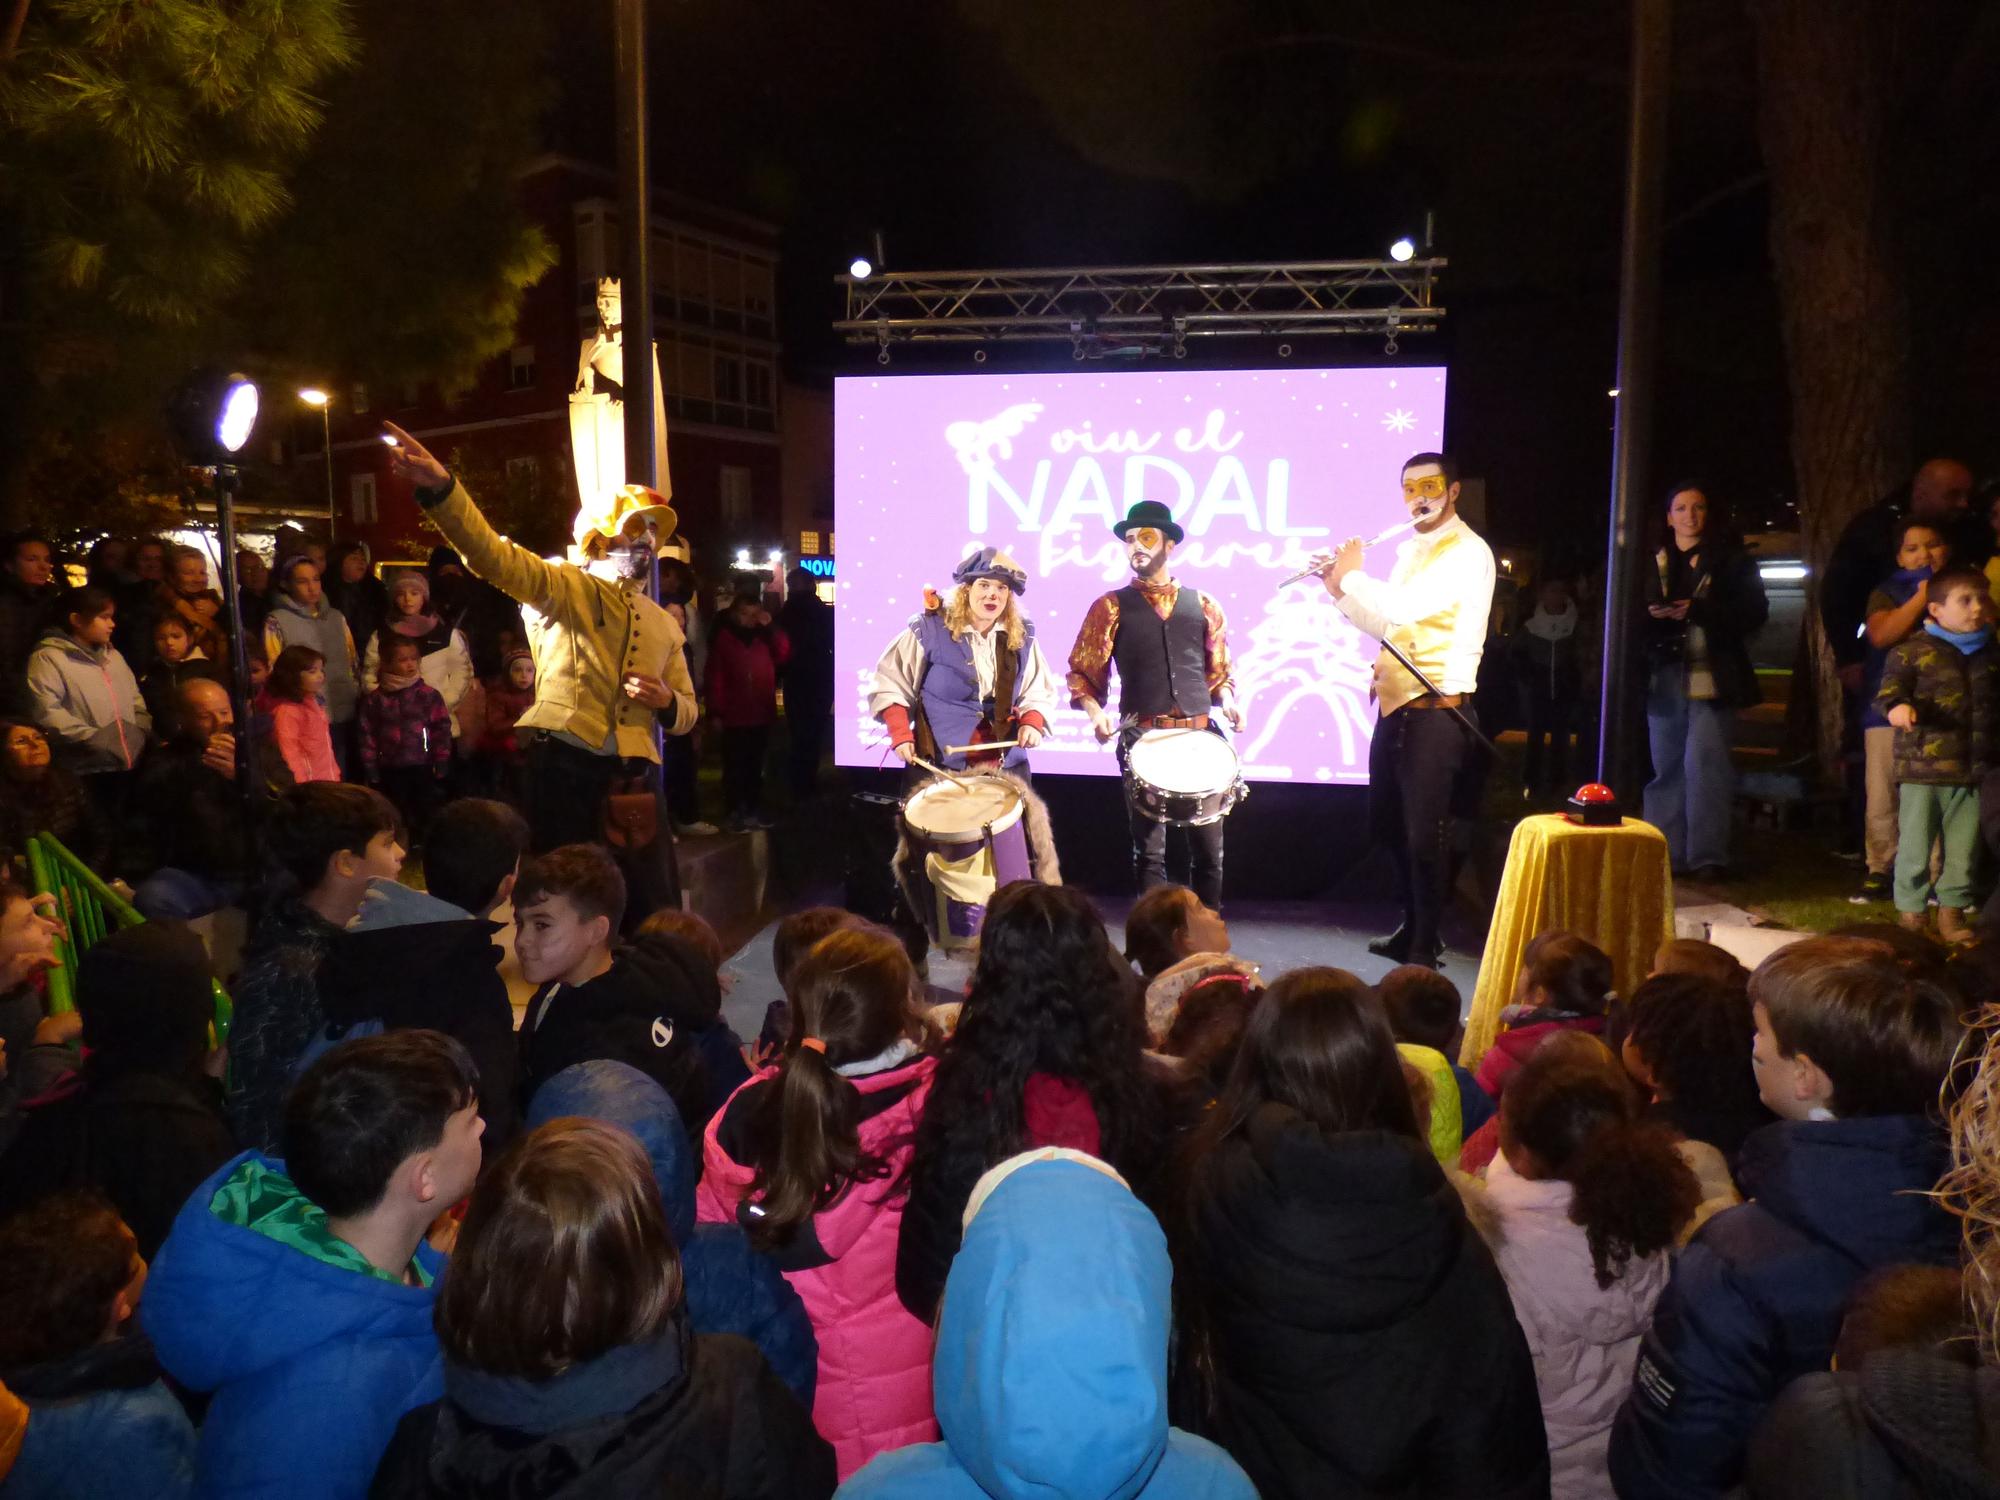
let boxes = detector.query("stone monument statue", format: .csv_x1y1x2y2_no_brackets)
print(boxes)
569,276,673,524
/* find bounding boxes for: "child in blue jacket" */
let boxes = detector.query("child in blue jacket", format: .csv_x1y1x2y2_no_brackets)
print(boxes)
1608,935,1965,1499
143,1032,484,1500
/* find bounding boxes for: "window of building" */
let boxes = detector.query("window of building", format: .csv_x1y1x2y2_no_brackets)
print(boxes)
349,473,377,525
350,383,370,415
746,360,774,412
720,466,752,533
509,345,536,391
714,354,744,406
799,529,821,554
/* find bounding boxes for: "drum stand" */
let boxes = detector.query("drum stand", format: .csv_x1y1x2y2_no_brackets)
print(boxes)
1377,636,1499,757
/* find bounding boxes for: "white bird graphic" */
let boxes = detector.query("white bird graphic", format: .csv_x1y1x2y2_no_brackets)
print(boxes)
945,402,1045,475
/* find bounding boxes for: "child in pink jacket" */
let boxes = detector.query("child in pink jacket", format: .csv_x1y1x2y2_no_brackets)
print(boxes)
697,924,938,1479
1481,1036,1700,1499
262,644,340,784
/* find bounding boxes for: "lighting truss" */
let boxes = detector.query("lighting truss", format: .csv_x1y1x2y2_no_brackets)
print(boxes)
835,259,1446,358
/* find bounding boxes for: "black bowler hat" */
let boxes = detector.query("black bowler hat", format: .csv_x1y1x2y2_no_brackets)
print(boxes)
1112,501,1184,545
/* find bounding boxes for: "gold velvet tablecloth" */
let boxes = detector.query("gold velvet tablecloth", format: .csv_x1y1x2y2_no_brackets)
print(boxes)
1460,815,1675,1069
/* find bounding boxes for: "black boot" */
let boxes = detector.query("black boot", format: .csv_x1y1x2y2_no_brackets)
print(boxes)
1367,927,1412,963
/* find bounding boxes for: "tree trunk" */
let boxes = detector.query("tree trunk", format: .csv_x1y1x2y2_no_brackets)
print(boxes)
1747,0,1911,782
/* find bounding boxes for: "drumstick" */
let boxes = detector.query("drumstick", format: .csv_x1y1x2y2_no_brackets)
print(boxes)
910,754,973,788
943,740,1020,755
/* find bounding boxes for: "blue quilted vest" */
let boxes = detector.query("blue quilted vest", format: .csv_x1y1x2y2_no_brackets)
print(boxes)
913,611,1034,770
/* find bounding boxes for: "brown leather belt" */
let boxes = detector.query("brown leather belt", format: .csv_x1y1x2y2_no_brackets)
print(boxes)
1132,712,1210,730
1402,694,1466,712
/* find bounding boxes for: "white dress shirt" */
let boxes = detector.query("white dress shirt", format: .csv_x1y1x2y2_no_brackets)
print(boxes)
1335,513,1497,711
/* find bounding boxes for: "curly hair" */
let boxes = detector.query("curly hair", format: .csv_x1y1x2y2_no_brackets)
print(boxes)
1936,1004,2000,1362
1503,1047,1699,1288
1623,973,1760,1123
905,881,1162,1240
943,582,1025,650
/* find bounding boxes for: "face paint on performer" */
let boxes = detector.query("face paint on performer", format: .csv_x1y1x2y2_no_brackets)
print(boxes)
1125,526,1172,580
593,512,656,585
967,577,1010,629
1400,464,1458,534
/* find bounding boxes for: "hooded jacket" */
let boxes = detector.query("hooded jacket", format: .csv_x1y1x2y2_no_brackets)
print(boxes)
323,880,521,1151
1482,1152,1670,1500
697,1052,938,1478
524,1061,817,1408
1179,1103,1549,1500
519,933,743,1139
841,1151,1257,1500
357,678,452,777
142,1152,445,1500
25,629,149,771
1608,1113,1958,1500
263,592,360,724
0,1334,195,1500
367,1319,834,1500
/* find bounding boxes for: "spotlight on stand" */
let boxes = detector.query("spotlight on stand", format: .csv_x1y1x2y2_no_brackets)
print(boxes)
1388,236,1417,264
164,366,260,808
848,256,874,279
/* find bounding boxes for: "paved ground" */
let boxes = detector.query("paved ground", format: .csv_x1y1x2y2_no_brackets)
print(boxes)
718,890,1485,1040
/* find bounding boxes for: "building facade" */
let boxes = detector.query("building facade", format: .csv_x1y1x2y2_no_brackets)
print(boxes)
302,156,786,570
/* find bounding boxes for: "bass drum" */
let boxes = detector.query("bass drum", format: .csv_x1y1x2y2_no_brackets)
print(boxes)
1125,727,1246,827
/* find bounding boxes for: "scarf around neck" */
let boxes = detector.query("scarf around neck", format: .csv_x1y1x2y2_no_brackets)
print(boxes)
1524,603,1577,641
1925,620,1993,655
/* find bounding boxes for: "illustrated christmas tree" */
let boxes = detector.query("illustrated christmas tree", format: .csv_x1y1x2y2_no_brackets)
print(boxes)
1232,584,1379,775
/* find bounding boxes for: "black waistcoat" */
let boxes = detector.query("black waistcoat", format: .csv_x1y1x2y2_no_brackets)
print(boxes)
1111,583,1209,717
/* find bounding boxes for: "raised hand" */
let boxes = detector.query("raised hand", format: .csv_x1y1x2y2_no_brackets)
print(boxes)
381,422,451,490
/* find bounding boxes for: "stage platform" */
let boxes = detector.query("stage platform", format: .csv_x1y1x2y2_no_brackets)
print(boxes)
717,891,1484,1042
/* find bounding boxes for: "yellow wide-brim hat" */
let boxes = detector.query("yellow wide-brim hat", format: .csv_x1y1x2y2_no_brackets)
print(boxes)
574,483,678,549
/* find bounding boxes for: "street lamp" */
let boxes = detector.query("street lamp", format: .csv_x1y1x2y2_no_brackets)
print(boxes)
298,388,335,542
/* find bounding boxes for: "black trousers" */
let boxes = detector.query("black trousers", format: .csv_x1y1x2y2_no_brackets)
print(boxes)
1369,704,1478,956
720,725,770,818
786,699,831,799
1119,728,1224,907
377,764,443,845
663,730,699,824
1520,682,1579,796
526,734,624,853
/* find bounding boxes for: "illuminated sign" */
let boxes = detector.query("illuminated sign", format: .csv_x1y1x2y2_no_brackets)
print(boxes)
800,557,836,578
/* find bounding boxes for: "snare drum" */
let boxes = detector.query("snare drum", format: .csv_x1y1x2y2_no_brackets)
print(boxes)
1125,728,1246,827
900,774,1033,947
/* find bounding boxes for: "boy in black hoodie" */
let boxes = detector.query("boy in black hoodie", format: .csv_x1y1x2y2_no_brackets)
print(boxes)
319,798,529,1151
513,843,742,1138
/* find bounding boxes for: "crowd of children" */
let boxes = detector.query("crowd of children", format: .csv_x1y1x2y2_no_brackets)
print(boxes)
0,531,1997,1496
0,782,1986,1498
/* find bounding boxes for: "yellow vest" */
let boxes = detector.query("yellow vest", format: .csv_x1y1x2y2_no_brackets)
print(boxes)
1374,525,1471,715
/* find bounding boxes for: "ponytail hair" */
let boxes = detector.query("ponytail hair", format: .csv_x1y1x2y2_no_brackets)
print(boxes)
742,925,922,1251
1519,930,1615,1018
1503,1051,1699,1287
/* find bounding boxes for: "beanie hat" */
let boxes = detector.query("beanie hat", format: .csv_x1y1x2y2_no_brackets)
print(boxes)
76,923,213,1072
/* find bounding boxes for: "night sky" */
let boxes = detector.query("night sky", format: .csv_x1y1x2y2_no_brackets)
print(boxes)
543,1,1995,563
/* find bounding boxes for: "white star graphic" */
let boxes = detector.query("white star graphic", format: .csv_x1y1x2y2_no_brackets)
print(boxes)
1382,408,1417,434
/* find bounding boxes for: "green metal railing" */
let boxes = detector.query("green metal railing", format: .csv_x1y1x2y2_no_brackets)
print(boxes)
26,832,233,1044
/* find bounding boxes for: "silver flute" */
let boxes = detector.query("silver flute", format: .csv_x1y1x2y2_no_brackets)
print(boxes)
1274,505,1438,589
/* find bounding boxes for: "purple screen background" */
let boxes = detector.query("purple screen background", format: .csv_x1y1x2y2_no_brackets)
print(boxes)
833,365,1448,783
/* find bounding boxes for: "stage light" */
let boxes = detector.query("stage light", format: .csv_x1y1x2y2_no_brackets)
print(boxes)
1389,237,1416,263
849,256,873,279
1608,387,1621,398
166,368,262,465
297,387,329,409
1758,562,1809,582
735,548,752,568
766,550,783,567
217,379,259,453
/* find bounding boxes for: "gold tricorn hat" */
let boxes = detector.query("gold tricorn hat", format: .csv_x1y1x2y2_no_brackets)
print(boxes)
573,483,677,549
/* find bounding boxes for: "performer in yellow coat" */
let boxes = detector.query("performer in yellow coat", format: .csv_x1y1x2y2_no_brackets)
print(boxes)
383,422,697,852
